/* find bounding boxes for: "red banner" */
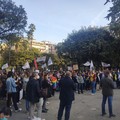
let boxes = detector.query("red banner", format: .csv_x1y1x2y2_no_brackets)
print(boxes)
34,58,38,70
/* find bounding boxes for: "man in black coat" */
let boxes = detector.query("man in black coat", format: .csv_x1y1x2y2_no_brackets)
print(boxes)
26,71,41,120
58,71,75,120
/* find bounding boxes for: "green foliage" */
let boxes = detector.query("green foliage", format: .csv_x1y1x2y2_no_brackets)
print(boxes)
1,39,40,68
105,0,120,38
27,23,36,40
0,0,27,40
57,27,116,67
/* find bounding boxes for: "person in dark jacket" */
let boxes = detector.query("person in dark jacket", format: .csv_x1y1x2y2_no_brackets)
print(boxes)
26,71,41,120
58,71,75,120
100,70,115,118
41,73,50,113
72,72,78,92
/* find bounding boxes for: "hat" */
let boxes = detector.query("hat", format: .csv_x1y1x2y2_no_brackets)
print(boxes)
34,70,39,73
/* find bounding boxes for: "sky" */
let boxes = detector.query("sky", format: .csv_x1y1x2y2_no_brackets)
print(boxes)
13,0,112,44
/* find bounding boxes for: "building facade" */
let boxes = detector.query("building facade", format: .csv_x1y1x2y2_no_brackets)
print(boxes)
30,40,56,54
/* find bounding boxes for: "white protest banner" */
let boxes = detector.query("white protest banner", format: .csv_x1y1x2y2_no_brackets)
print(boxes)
101,62,110,67
83,61,90,66
12,67,15,73
42,63,47,68
90,60,94,71
36,56,46,62
2,63,8,70
22,61,30,69
48,57,53,66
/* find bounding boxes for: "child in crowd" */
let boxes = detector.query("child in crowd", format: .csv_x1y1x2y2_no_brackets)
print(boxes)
0,107,12,120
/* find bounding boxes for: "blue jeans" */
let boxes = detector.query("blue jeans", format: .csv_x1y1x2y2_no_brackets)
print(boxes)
74,83,78,92
58,101,72,120
26,100,30,111
91,81,96,94
78,83,83,93
102,96,113,115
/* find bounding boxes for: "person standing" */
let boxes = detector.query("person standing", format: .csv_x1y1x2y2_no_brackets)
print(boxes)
6,71,19,111
117,70,120,88
26,71,41,120
72,72,78,92
23,71,30,112
58,71,75,120
100,70,116,118
41,73,50,113
51,74,57,96
77,73,84,94
90,71,96,95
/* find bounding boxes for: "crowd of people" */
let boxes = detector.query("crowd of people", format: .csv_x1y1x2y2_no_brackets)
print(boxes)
0,69,59,120
0,68,119,120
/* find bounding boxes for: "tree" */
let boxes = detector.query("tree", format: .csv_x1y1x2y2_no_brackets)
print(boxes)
0,0,27,40
57,27,115,67
27,23,36,40
105,0,120,38
1,41,40,68
27,23,36,49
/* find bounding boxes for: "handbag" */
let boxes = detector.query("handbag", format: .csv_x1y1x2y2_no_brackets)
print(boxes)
40,88,47,97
